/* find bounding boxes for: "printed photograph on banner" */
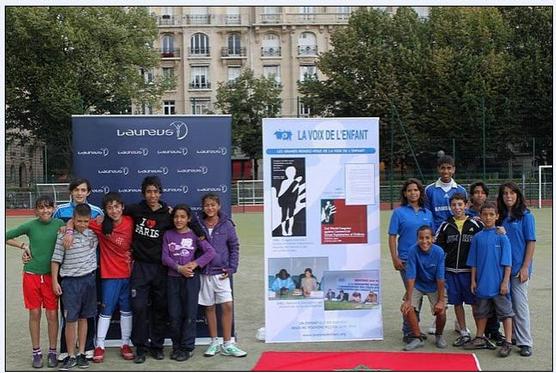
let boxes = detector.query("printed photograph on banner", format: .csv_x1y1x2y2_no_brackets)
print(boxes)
267,257,328,300
321,270,380,311
271,158,306,237
320,199,367,244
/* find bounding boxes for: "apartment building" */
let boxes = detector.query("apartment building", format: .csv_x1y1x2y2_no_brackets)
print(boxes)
141,6,431,117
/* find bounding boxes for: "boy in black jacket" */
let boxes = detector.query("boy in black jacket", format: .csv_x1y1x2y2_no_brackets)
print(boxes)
127,176,204,363
435,193,485,348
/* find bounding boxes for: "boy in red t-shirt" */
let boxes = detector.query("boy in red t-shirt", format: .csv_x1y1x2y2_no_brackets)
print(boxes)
87,192,135,363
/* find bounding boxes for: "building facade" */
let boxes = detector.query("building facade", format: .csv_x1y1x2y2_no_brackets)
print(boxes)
141,6,428,117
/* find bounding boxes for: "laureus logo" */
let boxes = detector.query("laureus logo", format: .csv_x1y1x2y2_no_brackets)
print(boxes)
170,121,188,140
92,186,111,194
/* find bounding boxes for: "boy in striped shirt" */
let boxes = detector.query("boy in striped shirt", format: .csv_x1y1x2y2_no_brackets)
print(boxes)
51,204,98,371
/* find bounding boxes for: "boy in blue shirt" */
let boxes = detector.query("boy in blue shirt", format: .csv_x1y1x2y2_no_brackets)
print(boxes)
464,202,514,358
400,225,447,351
425,155,467,231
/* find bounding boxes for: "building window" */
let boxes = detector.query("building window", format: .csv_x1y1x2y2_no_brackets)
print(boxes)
262,6,280,23
163,100,176,115
263,65,281,85
226,7,240,24
162,67,174,79
9,165,15,183
226,33,242,56
299,65,317,82
337,6,351,20
298,32,317,55
160,7,174,25
190,33,210,56
261,33,280,56
141,68,154,84
188,7,210,24
227,66,241,82
190,66,210,89
190,98,211,114
161,34,175,57
299,6,315,21
140,103,153,114
299,99,311,117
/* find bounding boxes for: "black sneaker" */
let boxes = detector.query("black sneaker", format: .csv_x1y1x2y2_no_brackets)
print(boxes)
170,349,179,360
175,350,188,362
498,341,512,357
76,354,89,369
150,348,164,360
133,353,146,364
519,345,533,357
59,356,77,371
487,332,506,346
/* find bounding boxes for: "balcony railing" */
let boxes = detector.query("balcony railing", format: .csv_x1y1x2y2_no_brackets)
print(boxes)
188,47,210,57
297,45,318,56
225,14,241,25
158,15,176,26
186,14,212,25
261,46,281,57
260,13,282,23
158,48,181,58
189,81,212,89
221,47,247,57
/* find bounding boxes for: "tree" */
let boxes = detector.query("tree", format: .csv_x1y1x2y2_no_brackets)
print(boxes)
6,7,171,177
215,69,282,178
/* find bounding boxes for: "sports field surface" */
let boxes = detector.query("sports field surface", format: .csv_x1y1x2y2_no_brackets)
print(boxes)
5,208,553,371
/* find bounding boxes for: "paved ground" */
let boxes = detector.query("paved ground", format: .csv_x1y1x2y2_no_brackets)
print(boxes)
4,208,553,371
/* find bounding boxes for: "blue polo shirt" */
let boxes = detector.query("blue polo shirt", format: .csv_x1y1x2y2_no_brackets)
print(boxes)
425,179,467,231
388,204,433,261
467,228,512,299
405,243,445,293
501,210,536,276
53,200,104,222
466,207,480,218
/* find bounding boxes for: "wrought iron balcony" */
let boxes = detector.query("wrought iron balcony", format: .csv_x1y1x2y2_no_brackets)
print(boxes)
185,14,212,25
158,48,181,58
260,13,281,23
261,46,281,57
221,47,246,57
188,47,211,57
189,81,212,89
297,45,318,56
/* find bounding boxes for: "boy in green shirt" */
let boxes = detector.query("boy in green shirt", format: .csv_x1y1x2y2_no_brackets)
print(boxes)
6,195,65,369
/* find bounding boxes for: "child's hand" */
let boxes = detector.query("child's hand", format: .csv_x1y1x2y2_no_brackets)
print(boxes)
63,234,74,250
434,300,445,316
95,215,104,225
518,267,529,283
220,270,229,280
500,282,509,295
22,248,32,264
52,281,62,296
392,257,405,271
470,281,477,294
400,300,412,315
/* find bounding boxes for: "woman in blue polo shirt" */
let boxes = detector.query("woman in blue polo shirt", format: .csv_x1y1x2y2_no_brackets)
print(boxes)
497,182,536,357
388,178,434,341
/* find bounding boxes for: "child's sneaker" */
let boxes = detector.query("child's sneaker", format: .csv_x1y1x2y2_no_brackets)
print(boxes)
427,320,436,335
435,335,447,349
47,352,58,368
463,336,496,350
85,349,94,360
220,343,247,357
58,352,69,363
76,354,89,369
58,356,77,371
403,337,425,351
92,347,104,363
120,345,134,360
498,341,512,357
453,334,471,347
32,352,43,369
204,342,221,357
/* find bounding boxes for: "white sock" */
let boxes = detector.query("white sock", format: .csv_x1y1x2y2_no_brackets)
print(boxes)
120,311,132,346
211,337,218,344
96,315,111,349
223,340,233,347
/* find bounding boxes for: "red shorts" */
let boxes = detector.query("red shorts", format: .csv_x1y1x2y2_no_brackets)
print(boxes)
23,272,58,310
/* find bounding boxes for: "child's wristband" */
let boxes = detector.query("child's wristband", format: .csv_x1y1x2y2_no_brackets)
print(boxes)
66,229,74,235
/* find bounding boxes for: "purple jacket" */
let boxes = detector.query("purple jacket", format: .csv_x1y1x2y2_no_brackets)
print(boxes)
161,230,215,277
199,211,240,275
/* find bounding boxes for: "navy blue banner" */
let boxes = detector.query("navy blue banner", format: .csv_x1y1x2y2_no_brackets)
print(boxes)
72,115,232,217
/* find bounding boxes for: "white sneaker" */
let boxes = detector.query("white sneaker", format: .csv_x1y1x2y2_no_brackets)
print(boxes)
427,320,436,335
220,343,247,357
204,342,220,357
85,349,94,360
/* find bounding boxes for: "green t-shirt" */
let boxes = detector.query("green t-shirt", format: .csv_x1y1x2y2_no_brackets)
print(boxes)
6,218,65,274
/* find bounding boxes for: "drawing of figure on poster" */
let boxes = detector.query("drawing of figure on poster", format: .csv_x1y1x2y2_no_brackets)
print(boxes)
271,158,306,237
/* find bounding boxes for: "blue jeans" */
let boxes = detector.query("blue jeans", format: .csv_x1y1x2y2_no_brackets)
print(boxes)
167,274,201,351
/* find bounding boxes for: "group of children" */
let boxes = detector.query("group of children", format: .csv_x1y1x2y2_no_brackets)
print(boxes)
390,155,536,358
7,176,247,370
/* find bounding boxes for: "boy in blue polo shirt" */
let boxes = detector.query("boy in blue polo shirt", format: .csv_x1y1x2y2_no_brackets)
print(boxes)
425,155,467,231
400,225,447,351
464,202,513,358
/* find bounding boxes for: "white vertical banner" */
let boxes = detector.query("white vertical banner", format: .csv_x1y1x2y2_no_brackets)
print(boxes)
263,118,381,343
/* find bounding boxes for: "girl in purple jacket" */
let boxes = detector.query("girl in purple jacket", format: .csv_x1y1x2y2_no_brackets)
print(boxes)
161,204,215,362
198,193,247,358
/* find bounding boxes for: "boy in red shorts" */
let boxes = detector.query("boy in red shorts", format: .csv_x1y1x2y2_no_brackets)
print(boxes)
6,195,65,368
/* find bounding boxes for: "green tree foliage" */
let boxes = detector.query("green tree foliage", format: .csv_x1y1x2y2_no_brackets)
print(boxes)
6,7,170,176
299,7,552,176
215,69,282,178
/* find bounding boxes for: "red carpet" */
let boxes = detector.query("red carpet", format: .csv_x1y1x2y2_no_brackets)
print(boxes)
252,351,480,371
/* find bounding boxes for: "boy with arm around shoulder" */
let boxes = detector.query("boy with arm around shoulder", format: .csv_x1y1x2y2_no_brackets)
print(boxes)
464,201,514,357
51,204,99,370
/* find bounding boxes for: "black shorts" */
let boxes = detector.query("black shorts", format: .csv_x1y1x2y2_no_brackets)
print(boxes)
61,272,97,322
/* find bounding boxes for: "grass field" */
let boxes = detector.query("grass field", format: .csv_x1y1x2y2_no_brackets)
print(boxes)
5,208,553,371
